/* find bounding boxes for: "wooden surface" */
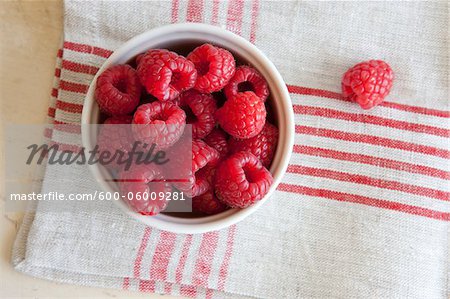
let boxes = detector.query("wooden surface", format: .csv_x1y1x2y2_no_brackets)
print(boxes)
0,1,174,298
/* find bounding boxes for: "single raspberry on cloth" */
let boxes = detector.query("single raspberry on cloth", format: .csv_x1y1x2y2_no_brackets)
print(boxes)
95,64,141,116
216,91,266,139
118,165,171,216
203,127,229,159
342,60,394,109
132,101,186,149
224,66,269,102
178,90,217,139
193,188,228,215
229,123,278,168
171,139,220,197
187,44,236,93
97,115,133,170
214,151,273,208
137,49,197,101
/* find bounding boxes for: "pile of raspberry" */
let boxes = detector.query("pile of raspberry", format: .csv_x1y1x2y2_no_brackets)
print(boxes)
95,44,278,216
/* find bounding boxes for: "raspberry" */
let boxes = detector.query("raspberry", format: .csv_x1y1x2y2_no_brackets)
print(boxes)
178,90,217,139
97,115,133,170
224,66,269,102
95,64,141,116
118,165,170,216
229,123,278,167
191,165,215,198
214,151,273,208
204,128,229,159
191,166,229,215
193,189,228,215
192,140,220,172
172,140,220,197
132,101,186,149
342,60,394,109
216,91,266,139
137,49,197,101
187,44,236,93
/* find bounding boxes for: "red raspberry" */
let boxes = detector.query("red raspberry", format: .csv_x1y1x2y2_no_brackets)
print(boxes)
132,101,186,149
214,151,273,208
187,44,236,93
172,140,220,197
191,140,220,172
224,66,269,102
137,49,197,101
203,128,229,159
97,115,133,169
191,166,229,215
95,64,141,116
193,189,228,215
216,91,266,139
190,165,214,198
118,165,170,216
229,123,278,168
178,90,217,139
342,60,394,109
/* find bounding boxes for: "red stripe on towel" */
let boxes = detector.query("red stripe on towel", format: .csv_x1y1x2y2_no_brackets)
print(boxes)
287,164,449,201
47,107,56,118
294,105,450,137
217,225,237,291
54,68,61,78
180,285,197,297
51,88,58,98
171,0,180,23
277,183,450,221
249,0,260,43
149,231,177,280
62,59,99,75
226,0,245,36
296,125,450,159
186,0,204,22
63,41,113,58
44,127,53,139
293,145,450,180
59,80,89,94
288,85,450,118
138,280,155,293
53,121,81,134
211,0,220,25
175,234,194,283
56,100,83,114
133,227,152,278
192,232,220,286
47,141,81,153
122,277,130,290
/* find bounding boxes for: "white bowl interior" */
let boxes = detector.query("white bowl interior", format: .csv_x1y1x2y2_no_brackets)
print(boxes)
82,23,294,234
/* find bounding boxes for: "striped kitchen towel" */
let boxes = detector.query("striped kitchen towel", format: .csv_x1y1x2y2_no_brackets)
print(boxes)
13,1,449,298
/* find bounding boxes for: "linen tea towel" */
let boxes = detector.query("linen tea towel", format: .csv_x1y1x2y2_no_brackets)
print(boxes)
12,1,449,298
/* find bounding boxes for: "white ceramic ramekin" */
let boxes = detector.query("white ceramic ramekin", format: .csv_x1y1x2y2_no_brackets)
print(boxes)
81,23,294,234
